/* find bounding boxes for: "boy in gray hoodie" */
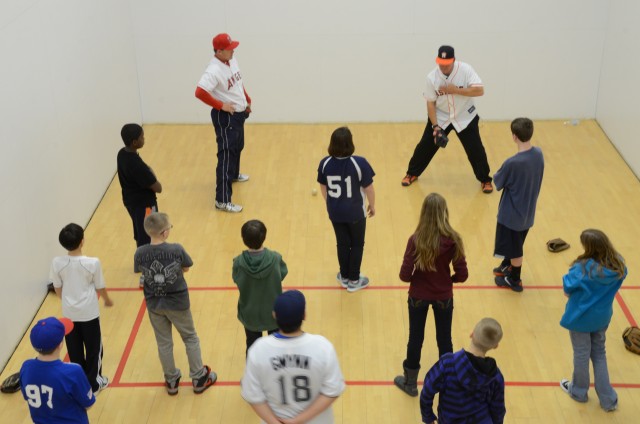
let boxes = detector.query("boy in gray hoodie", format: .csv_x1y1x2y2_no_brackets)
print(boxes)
233,220,288,355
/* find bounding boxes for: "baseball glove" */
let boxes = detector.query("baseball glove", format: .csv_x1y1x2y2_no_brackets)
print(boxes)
622,326,640,355
0,372,20,394
547,238,570,253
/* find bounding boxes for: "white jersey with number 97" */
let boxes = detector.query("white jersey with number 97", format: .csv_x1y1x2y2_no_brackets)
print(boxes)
241,333,345,424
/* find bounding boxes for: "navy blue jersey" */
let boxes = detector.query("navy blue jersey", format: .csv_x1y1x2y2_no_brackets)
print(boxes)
20,359,95,424
317,156,375,223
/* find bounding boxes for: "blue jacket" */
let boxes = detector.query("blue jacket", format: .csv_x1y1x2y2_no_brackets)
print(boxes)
420,349,505,424
560,259,626,333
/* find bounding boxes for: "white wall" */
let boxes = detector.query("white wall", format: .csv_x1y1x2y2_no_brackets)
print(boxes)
2,0,634,371
0,0,141,369
597,0,640,179
132,0,608,124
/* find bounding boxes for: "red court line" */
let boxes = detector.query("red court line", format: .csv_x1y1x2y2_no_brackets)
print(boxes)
505,381,640,389
108,286,639,389
616,292,638,327
108,284,640,292
108,380,640,389
112,298,147,385
115,381,240,388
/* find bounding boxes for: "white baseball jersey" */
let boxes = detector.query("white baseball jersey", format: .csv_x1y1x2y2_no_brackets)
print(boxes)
49,256,105,322
424,61,483,132
197,56,248,112
241,333,346,424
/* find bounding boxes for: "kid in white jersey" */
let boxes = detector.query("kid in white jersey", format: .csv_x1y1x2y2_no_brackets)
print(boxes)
50,223,113,394
241,290,345,424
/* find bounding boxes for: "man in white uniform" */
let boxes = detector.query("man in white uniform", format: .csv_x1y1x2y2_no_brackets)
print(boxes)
241,290,345,424
195,33,252,213
402,45,493,193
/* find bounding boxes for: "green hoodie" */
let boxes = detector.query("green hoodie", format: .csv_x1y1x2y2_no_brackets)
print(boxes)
232,248,288,331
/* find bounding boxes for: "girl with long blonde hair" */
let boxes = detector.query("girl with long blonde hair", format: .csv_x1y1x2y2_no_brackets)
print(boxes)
394,193,468,396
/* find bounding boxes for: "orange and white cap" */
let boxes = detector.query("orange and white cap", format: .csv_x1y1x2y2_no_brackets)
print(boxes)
436,45,455,65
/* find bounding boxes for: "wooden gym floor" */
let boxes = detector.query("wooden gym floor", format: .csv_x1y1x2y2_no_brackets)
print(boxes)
1,121,639,423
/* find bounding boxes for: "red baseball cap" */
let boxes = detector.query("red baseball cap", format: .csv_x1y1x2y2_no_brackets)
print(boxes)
436,45,455,65
213,33,239,51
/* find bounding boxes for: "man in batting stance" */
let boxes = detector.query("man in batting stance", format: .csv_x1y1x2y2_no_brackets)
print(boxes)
402,45,493,194
196,33,252,213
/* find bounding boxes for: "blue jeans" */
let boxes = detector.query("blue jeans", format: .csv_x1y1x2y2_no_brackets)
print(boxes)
568,328,617,410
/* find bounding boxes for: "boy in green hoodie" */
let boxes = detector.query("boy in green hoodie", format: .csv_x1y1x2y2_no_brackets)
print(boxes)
233,220,288,355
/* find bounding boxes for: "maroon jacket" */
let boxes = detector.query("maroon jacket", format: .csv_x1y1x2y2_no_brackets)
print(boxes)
399,235,468,300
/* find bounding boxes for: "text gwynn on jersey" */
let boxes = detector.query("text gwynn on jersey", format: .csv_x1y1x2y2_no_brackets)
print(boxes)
270,355,311,371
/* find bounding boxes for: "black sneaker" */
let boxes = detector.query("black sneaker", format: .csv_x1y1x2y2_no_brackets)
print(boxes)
166,373,181,396
560,378,590,404
495,275,523,292
493,264,511,277
193,365,217,394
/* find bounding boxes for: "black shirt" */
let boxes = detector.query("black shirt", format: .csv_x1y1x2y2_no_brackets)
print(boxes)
117,148,157,207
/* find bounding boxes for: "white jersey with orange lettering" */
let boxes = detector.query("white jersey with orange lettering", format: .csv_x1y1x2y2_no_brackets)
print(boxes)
424,61,482,132
197,56,248,112
241,332,345,424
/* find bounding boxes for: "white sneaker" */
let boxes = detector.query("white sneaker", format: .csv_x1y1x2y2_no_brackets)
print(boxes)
336,272,348,288
215,201,243,213
95,376,109,396
233,174,250,182
347,276,369,293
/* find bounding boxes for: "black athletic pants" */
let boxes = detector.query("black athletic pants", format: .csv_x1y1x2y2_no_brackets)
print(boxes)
65,317,104,392
406,115,491,183
404,297,454,370
126,203,157,247
331,218,367,282
211,109,248,204
244,328,277,356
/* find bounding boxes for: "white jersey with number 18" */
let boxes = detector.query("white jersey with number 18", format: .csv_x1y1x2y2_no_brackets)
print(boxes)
241,333,345,424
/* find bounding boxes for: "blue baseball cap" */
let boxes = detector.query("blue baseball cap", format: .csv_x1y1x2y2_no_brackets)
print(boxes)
273,290,306,327
30,317,74,352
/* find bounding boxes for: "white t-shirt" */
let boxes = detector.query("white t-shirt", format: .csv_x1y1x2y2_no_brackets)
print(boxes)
424,60,483,132
241,333,346,424
49,256,105,322
197,56,248,112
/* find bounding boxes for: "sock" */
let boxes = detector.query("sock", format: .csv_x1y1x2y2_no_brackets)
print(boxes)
501,258,511,268
510,265,522,281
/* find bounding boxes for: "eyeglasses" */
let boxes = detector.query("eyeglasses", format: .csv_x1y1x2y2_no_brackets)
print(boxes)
161,224,173,234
